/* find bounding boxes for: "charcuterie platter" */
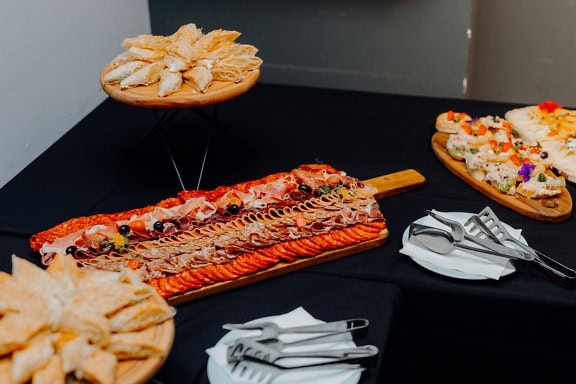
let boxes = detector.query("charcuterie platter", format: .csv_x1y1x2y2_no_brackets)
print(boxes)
168,226,389,305
30,166,425,306
432,131,572,222
167,169,425,305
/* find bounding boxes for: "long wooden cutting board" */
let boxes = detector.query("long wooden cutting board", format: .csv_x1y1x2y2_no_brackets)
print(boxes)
167,169,425,305
432,132,572,222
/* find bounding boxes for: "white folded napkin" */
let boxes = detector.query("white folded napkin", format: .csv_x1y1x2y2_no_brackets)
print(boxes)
399,210,518,280
206,307,362,384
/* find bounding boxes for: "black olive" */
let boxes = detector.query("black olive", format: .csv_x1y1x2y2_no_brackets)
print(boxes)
298,184,312,194
118,224,131,235
153,221,164,232
540,151,549,159
65,246,77,256
227,204,240,215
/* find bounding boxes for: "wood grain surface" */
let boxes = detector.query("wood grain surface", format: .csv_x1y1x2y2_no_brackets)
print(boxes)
166,169,426,305
167,229,389,305
100,67,260,109
116,293,175,384
366,169,426,200
432,132,572,222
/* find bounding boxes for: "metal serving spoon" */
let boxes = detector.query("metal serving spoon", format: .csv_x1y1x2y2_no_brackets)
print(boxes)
408,224,520,264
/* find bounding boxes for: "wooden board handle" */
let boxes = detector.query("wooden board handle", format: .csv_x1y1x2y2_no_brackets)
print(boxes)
364,169,426,200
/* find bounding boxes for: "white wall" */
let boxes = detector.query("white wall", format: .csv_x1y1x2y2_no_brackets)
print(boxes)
0,0,151,189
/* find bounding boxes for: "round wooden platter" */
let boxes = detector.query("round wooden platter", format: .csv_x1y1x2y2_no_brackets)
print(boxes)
116,294,175,384
432,132,572,222
100,67,260,109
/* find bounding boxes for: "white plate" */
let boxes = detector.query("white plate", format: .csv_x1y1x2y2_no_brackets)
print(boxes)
402,211,525,280
206,315,362,384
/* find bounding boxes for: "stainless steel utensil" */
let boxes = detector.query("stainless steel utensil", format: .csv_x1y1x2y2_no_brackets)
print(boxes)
223,318,369,343
408,224,517,264
464,214,502,243
425,210,533,261
226,330,359,363
474,206,576,281
227,336,379,366
230,359,364,384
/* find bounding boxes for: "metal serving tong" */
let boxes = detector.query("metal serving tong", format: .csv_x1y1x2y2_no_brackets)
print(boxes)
465,206,576,283
409,223,525,264
231,359,365,384
223,318,369,344
224,319,371,364
227,337,379,367
415,207,576,285
413,210,533,262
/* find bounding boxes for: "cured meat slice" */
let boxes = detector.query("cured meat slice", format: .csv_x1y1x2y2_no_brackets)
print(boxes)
30,164,387,299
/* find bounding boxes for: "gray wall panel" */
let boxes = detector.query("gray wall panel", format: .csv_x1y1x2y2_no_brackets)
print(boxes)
468,0,576,106
149,0,473,98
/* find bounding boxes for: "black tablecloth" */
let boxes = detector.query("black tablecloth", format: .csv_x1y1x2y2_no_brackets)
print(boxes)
1,83,576,382
153,273,400,384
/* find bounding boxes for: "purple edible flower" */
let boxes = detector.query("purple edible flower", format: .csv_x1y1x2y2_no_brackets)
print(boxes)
518,163,536,182
465,117,481,124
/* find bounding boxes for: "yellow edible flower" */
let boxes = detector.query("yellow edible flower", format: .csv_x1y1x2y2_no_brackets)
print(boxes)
112,233,127,249
338,187,352,202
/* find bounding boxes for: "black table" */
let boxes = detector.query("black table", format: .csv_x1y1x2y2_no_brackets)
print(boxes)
153,273,400,384
1,83,576,382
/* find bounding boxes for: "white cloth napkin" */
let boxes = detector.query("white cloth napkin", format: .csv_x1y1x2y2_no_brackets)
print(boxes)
205,307,362,384
399,210,518,280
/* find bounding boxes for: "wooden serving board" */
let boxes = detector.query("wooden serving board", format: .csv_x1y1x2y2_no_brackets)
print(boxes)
117,294,175,384
366,169,426,200
100,67,260,109
432,132,572,222
166,169,425,305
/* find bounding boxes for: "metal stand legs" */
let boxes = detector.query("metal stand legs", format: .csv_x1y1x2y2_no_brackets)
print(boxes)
150,105,219,191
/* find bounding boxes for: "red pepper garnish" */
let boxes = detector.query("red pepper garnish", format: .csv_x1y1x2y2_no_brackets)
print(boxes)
126,259,141,270
477,124,487,135
128,219,147,232
447,110,455,121
229,196,242,207
501,142,513,153
510,154,522,167
461,123,472,135
538,100,562,113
